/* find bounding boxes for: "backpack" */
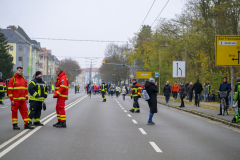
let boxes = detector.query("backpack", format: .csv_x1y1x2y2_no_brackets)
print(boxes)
142,89,150,101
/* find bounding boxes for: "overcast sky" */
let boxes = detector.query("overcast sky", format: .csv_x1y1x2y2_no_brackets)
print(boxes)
0,0,185,68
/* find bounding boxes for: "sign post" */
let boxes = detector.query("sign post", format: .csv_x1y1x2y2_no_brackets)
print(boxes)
155,72,159,78
172,61,185,78
136,72,151,79
215,35,240,109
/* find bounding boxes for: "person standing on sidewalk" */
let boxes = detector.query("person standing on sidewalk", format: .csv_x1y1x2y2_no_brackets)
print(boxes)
185,81,189,100
129,78,142,113
53,67,69,128
145,78,158,125
0,79,6,105
192,79,203,107
202,83,209,102
28,71,48,126
8,67,34,130
163,82,171,103
218,77,231,115
187,82,193,102
179,83,186,107
172,81,179,101
208,83,211,102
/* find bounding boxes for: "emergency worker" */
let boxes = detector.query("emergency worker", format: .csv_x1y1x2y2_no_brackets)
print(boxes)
28,71,48,126
129,78,142,113
0,79,6,105
8,67,34,130
53,67,69,128
77,85,80,93
100,80,107,102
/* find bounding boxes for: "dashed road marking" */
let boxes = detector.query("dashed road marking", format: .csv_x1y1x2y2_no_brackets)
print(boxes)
132,119,138,124
124,110,127,112
149,142,162,153
127,114,132,117
139,128,147,135
1,106,9,108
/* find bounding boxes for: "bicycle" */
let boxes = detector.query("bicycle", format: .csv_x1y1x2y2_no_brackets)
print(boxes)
218,91,229,116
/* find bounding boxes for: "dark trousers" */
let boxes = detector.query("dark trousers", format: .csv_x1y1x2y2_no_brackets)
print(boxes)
173,92,177,100
181,98,184,106
116,92,119,97
110,91,113,96
28,101,43,124
165,96,170,103
195,94,198,106
101,91,106,101
132,97,140,110
220,97,229,114
188,94,192,102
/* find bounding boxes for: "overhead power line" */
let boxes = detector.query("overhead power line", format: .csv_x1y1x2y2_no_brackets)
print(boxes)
31,38,127,43
151,0,170,27
138,0,156,31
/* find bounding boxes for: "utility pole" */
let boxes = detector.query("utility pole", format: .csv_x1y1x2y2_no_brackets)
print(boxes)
159,45,161,94
46,55,49,84
184,40,187,84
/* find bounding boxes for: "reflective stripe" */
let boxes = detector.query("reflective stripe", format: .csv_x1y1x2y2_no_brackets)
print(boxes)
13,97,26,100
8,87,13,90
23,118,30,122
30,81,36,86
56,91,68,97
33,118,40,122
26,94,28,97
29,96,45,102
8,94,13,97
60,85,69,89
13,87,26,89
33,92,38,97
55,87,60,89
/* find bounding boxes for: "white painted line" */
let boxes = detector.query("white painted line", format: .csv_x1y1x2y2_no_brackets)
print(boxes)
149,142,162,153
127,114,132,117
122,108,124,109
1,106,9,108
124,110,127,112
132,119,138,124
0,95,87,158
139,128,147,135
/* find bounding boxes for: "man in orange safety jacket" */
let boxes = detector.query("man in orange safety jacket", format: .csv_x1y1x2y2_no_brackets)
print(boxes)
8,67,34,130
53,67,69,128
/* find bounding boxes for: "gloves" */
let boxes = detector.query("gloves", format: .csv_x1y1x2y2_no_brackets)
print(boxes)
44,94,47,98
138,96,141,98
131,96,132,99
53,94,57,98
43,102,46,111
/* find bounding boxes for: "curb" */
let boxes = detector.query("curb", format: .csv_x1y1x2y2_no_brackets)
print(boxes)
157,101,240,129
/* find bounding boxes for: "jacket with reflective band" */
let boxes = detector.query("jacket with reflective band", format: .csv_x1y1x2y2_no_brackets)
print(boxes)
100,83,107,92
54,71,69,100
0,82,7,93
8,74,28,101
28,77,48,102
131,83,142,97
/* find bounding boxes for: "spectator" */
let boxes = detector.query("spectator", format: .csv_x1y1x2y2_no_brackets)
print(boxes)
208,82,211,102
202,83,209,102
218,77,231,115
172,81,179,101
185,81,189,100
192,79,203,106
163,82,171,103
187,82,193,102
179,83,186,107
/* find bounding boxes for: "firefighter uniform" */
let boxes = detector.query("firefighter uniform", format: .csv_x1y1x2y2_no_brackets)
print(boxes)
8,74,33,129
0,80,6,105
130,80,142,113
100,81,107,102
28,74,48,126
53,71,69,128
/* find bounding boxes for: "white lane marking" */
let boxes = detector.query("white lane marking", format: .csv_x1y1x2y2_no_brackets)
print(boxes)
132,119,138,124
149,142,162,153
127,114,132,117
139,128,147,135
122,108,124,109
1,106,9,108
124,110,127,112
0,95,87,158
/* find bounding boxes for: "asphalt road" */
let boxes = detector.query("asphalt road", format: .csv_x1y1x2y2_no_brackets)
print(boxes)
1,84,240,160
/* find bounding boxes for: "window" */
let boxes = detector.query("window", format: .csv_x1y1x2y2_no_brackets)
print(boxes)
19,57,22,61
19,46,22,51
10,46,13,51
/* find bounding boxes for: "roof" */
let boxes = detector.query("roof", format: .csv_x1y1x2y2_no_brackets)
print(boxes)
1,29,28,43
16,26,31,42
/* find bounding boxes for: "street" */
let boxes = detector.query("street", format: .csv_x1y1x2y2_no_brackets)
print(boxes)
0,84,239,160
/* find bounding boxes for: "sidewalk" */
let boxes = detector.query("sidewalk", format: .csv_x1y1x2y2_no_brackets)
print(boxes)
157,96,234,122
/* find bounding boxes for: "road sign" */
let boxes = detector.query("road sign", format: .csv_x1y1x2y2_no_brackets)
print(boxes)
173,61,185,77
216,35,240,66
136,72,151,79
155,72,159,78
130,75,134,78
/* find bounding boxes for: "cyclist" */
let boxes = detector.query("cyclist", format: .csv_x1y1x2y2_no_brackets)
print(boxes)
192,79,203,107
218,77,231,115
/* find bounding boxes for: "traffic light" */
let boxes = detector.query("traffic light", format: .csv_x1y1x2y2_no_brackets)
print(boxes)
103,60,105,65
131,79,133,82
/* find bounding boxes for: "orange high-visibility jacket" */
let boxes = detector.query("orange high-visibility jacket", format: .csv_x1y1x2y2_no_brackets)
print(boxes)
54,71,69,100
8,74,28,101
172,84,179,92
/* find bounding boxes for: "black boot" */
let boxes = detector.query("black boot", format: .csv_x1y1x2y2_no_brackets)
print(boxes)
129,109,135,113
13,124,20,130
53,121,61,127
102,99,106,102
24,123,34,129
135,110,140,113
34,122,44,126
56,121,67,128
